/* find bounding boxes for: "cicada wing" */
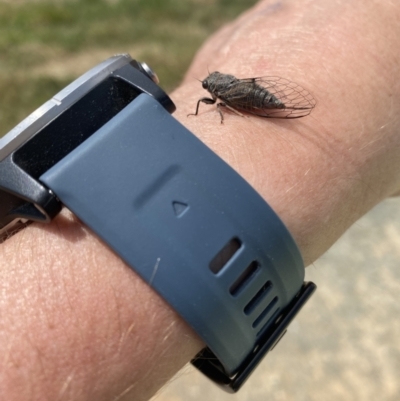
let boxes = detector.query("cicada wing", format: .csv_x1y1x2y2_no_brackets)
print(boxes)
221,76,316,119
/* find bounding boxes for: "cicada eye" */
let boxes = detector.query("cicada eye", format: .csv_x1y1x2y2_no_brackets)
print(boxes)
202,80,208,89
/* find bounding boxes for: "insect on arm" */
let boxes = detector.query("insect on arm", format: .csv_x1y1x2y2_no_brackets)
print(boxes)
189,96,245,124
191,96,218,117
187,71,316,124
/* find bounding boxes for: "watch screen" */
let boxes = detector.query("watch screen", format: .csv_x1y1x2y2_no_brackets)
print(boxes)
13,77,140,179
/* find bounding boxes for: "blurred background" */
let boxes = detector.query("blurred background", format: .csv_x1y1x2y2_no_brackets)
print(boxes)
0,0,257,136
0,1,399,401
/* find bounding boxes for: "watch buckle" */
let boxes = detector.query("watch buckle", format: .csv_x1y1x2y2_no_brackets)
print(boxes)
191,281,317,393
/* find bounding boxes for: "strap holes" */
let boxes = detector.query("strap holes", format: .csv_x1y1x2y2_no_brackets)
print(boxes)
244,280,273,315
209,237,241,274
229,260,260,296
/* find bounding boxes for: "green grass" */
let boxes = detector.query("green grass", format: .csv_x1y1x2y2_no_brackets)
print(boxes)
0,0,257,136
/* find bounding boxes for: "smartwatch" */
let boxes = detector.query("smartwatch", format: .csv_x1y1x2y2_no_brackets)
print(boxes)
0,54,316,392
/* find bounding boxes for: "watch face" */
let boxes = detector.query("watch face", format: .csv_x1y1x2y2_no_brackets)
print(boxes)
0,52,173,240
0,54,133,161
0,54,137,242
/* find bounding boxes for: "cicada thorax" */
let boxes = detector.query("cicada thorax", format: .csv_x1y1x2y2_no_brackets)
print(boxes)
204,72,236,96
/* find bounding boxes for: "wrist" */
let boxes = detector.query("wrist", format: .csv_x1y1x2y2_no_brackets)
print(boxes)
170,0,400,265
0,209,203,401
171,64,400,267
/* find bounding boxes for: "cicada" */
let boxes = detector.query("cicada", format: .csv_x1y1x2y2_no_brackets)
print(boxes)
188,71,316,123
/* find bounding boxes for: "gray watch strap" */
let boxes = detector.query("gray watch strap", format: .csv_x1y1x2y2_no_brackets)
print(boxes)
40,93,306,382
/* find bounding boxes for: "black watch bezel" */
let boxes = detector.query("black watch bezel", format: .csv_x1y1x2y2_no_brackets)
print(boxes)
0,54,174,240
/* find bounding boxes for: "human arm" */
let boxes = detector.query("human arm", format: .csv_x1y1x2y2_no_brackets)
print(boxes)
1,1,400,400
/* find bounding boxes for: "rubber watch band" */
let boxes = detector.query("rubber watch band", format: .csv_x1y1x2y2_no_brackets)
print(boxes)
40,92,316,391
